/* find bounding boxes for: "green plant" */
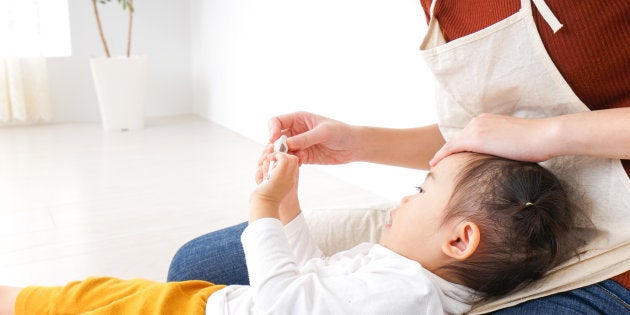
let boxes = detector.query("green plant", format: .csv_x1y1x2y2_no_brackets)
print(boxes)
91,0,135,58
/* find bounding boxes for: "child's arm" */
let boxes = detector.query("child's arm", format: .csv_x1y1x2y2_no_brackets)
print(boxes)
252,151,323,264
253,143,302,224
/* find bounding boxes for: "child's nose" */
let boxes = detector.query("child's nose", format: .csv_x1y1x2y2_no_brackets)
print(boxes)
401,194,413,204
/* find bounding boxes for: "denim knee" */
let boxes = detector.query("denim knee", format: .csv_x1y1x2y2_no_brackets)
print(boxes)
167,222,249,285
491,279,630,315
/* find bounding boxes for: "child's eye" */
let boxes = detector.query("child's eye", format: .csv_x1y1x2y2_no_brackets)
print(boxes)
415,186,425,194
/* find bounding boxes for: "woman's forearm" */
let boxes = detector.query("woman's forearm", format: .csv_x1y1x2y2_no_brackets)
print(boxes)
351,123,445,170
549,107,630,160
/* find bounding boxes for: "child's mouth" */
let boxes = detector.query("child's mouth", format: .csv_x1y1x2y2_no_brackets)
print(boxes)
385,210,394,228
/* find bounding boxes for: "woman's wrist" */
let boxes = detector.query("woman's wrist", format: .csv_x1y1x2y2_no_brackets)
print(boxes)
539,108,630,160
537,116,567,159
346,125,372,162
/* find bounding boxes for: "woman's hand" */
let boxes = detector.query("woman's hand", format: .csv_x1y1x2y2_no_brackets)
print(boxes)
431,108,630,166
250,153,300,222
267,111,358,165
430,114,557,166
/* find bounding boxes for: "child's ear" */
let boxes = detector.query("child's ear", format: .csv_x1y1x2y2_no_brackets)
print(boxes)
441,221,480,260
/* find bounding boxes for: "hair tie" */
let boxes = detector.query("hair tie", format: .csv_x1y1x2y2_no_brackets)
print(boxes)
525,202,534,207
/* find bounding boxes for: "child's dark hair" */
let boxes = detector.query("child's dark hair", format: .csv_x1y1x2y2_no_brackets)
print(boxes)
439,154,591,299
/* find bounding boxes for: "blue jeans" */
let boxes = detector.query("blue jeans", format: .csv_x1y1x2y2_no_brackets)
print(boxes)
167,222,250,285
491,280,630,314
167,222,630,314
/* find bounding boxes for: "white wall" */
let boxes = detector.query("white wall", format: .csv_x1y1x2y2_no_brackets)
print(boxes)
47,0,193,122
190,0,437,200
44,0,438,200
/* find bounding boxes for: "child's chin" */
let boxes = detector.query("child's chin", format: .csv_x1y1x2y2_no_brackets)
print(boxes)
378,228,389,243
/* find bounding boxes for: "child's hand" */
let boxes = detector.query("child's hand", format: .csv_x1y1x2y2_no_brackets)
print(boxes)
255,152,298,199
250,153,299,222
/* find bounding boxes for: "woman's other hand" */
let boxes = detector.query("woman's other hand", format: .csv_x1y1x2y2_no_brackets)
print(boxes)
430,114,557,166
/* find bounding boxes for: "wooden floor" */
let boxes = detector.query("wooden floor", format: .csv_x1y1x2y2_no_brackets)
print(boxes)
0,115,387,286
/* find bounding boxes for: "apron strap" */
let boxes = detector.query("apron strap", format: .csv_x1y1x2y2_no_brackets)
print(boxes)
522,0,564,33
429,0,438,19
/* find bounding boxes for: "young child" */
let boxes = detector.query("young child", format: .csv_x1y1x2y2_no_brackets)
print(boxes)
0,152,589,315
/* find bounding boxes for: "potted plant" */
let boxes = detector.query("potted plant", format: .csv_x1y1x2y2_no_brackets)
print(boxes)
90,0,148,131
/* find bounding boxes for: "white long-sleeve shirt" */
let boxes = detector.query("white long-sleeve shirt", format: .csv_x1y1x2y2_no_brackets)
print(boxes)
205,214,475,314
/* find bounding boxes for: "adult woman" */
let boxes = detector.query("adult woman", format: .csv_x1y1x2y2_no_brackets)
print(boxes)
169,0,630,313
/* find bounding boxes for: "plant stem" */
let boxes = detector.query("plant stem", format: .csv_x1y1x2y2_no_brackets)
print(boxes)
126,0,134,57
92,0,111,58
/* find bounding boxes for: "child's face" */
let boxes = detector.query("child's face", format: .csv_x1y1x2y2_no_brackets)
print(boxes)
379,154,467,271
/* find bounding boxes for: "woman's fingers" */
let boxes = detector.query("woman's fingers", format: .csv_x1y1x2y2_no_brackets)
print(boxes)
429,144,452,167
268,111,312,142
430,114,553,166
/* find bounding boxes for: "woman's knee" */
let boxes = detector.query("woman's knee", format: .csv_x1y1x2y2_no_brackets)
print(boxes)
491,280,630,315
167,222,249,283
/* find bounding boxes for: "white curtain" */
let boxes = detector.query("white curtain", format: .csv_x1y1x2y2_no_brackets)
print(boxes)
0,58,52,123
0,0,70,124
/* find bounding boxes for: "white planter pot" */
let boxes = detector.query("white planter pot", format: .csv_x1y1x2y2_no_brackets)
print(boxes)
90,56,148,131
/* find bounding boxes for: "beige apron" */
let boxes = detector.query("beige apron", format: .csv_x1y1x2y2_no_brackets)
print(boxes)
419,0,630,313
